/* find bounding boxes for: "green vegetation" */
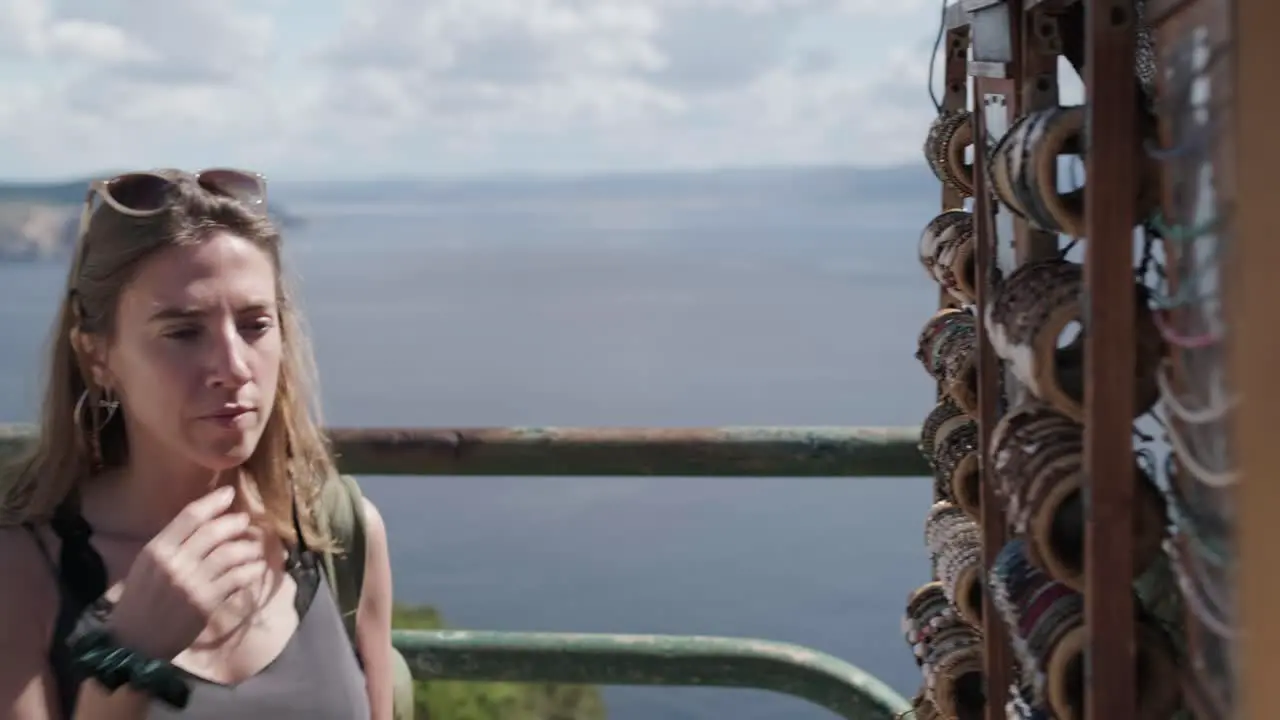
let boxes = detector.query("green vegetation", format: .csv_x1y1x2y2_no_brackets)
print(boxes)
392,604,607,720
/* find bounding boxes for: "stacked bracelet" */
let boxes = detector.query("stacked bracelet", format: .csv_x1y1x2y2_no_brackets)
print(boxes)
68,627,191,709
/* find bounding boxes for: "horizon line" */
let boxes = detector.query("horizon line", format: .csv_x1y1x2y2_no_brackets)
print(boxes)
0,160,926,187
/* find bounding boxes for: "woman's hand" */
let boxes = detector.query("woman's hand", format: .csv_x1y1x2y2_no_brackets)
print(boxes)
107,485,267,661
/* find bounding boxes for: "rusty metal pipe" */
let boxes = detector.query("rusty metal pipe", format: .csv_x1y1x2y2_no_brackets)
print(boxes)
0,424,928,477
393,629,911,719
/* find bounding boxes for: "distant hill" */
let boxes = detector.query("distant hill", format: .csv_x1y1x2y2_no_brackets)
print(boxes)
0,180,86,205
274,163,937,207
3,164,937,262
0,177,303,263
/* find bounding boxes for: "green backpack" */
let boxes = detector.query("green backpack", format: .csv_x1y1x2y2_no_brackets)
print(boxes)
318,474,416,720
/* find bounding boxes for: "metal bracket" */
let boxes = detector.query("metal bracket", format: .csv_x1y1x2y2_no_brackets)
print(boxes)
1031,12,1064,55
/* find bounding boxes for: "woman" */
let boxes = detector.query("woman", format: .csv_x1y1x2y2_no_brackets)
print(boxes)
0,170,395,719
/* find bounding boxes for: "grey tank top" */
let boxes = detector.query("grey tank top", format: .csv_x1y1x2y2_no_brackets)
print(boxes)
29,509,372,720
145,566,372,719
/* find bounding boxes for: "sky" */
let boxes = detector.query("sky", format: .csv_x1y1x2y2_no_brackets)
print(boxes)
0,0,1083,181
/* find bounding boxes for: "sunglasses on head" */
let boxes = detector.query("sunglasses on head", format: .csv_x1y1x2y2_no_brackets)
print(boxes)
77,168,268,237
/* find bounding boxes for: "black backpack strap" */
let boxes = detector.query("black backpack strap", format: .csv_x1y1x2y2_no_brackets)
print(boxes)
21,524,78,719
35,500,110,719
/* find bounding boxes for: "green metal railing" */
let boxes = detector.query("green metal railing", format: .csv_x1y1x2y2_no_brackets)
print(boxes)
0,424,926,718
391,630,911,719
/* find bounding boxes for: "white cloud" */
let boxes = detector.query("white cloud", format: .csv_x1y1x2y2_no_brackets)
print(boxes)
0,0,51,57
0,0,950,179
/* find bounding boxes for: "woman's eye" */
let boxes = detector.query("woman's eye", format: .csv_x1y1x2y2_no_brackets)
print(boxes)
165,327,200,341
163,317,273,342
242,318,274,335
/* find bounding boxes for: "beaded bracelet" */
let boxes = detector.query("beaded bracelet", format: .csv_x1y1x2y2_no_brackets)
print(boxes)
919,397,965,471
905,688,940,720
1002,105,1157,237
1005,681,1053,720
923,110,976,198
1166,532,1234,719
988,539,1181,720
1010,108,1060,234
1169,543,1234,720
1155,356,1235,425
1160,358,1236,489
1166,532,1233,639
1164,452,1233,601
916,308,979,417
67,627,191,709
1164,414,1236,489
988,401,1167,591
933,230,977,307
919,210,971,280
924,501,984,626
1021,107,1081,236
917,210,978,305
932,416,981,521
1000,114,1037,220
920,398,967,502
987,539,1085,709
987,113,1033,220
988,402,1073,519
985,258,1164,423
902,582,986,720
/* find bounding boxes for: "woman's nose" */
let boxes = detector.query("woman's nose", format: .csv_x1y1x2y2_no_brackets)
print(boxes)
207,330,253,388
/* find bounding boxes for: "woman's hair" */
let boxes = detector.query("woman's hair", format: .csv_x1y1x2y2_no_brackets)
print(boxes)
0,172,336,546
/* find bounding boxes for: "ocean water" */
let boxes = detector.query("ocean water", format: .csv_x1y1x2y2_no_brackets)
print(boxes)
0,179,945,720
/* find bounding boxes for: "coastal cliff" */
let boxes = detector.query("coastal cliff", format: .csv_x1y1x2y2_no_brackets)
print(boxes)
0,179,301,262
0,202,79,261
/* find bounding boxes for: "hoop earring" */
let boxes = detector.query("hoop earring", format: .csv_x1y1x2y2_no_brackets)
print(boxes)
74,387,120,473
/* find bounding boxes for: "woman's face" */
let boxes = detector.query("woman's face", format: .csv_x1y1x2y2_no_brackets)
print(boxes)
95,231,283,472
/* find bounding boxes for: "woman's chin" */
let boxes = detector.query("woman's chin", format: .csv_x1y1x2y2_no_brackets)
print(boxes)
193,433,263,471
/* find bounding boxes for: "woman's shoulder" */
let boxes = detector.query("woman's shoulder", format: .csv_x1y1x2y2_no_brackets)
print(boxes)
0,524,60,646
357,496,386,535
0,525,62,718
0,524,59,606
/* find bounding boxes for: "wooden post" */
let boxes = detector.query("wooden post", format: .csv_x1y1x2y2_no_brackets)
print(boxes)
971,75,1014,717
1083,0,1139,716
966,1,1022,712
1016,4,1062,266
1233,0,1280,718
942,24,970,219
938,17,971,430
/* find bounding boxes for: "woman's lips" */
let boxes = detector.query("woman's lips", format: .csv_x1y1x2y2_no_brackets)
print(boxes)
203,408,256,427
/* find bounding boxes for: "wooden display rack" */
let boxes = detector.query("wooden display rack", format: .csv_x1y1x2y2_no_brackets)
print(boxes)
916,0,1269,717
1233,2,1278,719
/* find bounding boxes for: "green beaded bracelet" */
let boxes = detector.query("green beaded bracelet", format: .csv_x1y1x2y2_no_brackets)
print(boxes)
68,628,191,709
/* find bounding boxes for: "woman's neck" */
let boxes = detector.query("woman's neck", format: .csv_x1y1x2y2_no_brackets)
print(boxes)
79,451,239,539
